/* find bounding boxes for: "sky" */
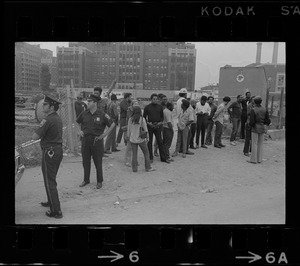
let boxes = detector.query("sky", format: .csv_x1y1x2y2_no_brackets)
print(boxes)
27,42,285,89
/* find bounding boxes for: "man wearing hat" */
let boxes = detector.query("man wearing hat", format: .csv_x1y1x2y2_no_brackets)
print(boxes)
76,94,116,189
74,91,87,118
176,88,188,118
32,94,64,219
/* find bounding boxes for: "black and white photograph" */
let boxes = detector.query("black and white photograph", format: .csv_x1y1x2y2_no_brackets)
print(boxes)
15,42,285,224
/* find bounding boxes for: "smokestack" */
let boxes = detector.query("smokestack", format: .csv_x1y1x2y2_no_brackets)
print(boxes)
256,42,262,64
272,42,279,65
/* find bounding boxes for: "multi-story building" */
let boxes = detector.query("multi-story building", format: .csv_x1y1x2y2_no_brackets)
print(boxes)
41,49,58,87
57,46,94,88
168,42,196,91
15,42,42,91
63,42,196,94
143,42,169,90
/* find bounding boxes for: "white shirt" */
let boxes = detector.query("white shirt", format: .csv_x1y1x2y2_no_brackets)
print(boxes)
195,102,211,115
176,97,185,118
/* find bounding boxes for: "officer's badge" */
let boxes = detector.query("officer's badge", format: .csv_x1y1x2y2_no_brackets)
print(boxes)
40,119,46,127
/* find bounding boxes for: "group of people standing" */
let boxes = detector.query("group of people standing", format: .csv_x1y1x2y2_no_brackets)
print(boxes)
30,85,271,219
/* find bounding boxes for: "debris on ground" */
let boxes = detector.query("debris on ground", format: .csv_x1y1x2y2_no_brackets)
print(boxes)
201,188,217,193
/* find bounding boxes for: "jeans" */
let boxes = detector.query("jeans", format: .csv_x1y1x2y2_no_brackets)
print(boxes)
196,114,208,146
175,126,189,154
230,118,241,142
147,125,167,161
189,123,197,148
124,141,132,164
116,117,127,144
163,127,174,159
205,119,214,145
131,141,151,171
41,145,63,213
82,135,104,183
104,123,117,151
214,121,223,146
250,132,264,163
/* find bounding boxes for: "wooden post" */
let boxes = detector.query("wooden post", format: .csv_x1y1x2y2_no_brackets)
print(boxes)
66,85,75,153
278,87,284,129
270,96,274,116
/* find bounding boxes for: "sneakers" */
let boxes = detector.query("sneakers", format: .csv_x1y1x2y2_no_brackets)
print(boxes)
195,145,200,149
201,145,208,149
230,142,236,146
125,162,131,167
96,182,102,189
104,150,112,154
186,151,194,155
172,152,178,157
154,151,159,157
45,210,63,219
244,153,250,156
182,154,187,158
146,167,156,172
79,181,90,187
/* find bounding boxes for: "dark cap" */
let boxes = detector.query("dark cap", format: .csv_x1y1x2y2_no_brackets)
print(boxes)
223,96,231,102
87,94,100,102
201,95,207,101
44,95,62,106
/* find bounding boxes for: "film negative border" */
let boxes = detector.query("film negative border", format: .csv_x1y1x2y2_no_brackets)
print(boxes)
3,0,300,265
0,226,299,264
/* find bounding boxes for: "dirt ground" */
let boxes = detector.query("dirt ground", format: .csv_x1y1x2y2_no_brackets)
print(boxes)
15,131,285,225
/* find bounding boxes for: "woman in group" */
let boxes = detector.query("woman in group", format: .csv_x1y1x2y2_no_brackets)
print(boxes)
126,106,155,172
124,100,140,167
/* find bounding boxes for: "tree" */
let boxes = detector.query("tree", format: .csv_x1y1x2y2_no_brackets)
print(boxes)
40,64,52,92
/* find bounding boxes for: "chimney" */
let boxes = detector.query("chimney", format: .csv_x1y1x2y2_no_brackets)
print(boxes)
256,42,262,64
272,42,279,65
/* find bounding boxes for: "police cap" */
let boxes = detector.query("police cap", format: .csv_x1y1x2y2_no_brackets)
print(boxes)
44,95,62,106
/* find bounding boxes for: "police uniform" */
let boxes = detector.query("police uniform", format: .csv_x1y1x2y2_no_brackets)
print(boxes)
35,95,63,218
76,95,113,186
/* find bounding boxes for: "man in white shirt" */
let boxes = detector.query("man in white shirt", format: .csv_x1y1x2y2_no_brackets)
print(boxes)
163,102,174,161
176,88,188,118
195,96,211,149
213,96,231,148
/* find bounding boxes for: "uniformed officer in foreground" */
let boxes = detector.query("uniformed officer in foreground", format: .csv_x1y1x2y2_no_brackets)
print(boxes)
32,95,63,219
76,94,115,189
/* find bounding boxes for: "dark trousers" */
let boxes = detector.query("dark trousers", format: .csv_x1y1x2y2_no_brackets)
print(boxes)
147,125,167,161
205,119,214,145
104,123,117,151
82,135,104,183
240,113,247,139
230,118,241,142
42,145,63,213
189,123,197,148
116,117,127,144
163,127,174,159
176,126,189,154
196,115,208,146
131,141,151,171
214,121,223,146
243,125,252,154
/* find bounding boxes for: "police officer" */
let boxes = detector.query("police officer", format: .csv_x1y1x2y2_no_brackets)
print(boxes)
32,95,63,219
76,94,115,189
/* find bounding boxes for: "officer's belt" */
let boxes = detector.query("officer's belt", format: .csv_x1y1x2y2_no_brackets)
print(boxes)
42,144,62,151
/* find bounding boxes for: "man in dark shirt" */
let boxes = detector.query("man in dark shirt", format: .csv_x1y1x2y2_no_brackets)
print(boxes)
32,95,63,219
74,92,87,118
143,94,170,164
240,91,251,139
205,96,218,146
104,94,120,154
76,94,115,189
116,92,132,146
94,87,108,113
228,94,243,146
